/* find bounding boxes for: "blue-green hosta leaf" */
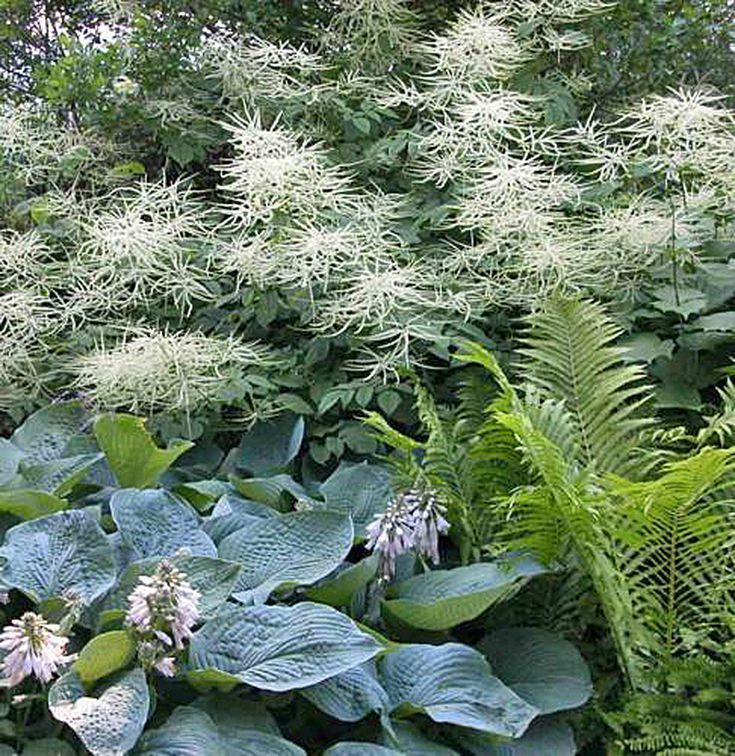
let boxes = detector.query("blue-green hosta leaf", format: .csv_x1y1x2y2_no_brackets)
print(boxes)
302,661,389,722
110,489,216,559
0,509,115,604
49,669,149,756
98,554,242,625
382,721,458,755
380,644,538,737
0,489,68,520
203,494,278,544
190,602,382,692
11,402,89,463
94,414,193,489
305,555,379,607
479,628,592,715
0,439,25,486
383,558,547,631
218,510,353,603
459,719,575,756
19,453,103,495
134,706,305,756
321,462,392,536
323,745,400,756
229,473,315,510
235,413,305,475
22,739,76,756
192,694,280,735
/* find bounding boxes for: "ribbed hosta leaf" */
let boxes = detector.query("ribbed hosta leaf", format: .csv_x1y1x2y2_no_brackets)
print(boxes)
190,602,381,691
323,745,401,756
111,488,216,559
0,509,115,604
11,402,89,463
219,510,353,602
49,669,149,756
459,719,575,755
19,453,103,496
383,558,546,630
380,643,538,737
203,494,277,544
383,721,458,755
235,413,304,475
480,628,592,714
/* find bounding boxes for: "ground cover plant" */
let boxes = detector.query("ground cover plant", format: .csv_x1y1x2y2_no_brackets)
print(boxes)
1,0,735,753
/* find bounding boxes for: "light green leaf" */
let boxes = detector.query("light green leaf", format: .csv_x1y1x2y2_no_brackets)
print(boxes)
218,510,353,602
111,488,216,559
235,413,305,475
321,462,392,536
74,630,137,687
480,628,592,715
190,602,381,692
383,559,546,631
0,509,115,604
94,414,193,488
306,555,379,606
49,669,150,756
0,489,68,520
229,473,313,510
11,402,89,463
380,643,538,737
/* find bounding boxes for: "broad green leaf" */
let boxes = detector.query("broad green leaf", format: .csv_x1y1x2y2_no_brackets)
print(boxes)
302,661,389,722
459,719,575,756
74,630,137,687
134,706,305,756
49,669,150,756
306,555,379,606
324,745,400,756
19,453,103,495
479,628,592,715
380,643,538,737
0,489,67,520
235,413,305,474
186,668,241,693
218,510,353,602
190,602,381,692
94,414,193,488
383,559,546,630
23,739,76,756
203,494,277,544
381,721,458,755
229,473,312,510
321,462,392,536
193,694,280,735
111,488,216,559
0,509,115,604
11,402,89,463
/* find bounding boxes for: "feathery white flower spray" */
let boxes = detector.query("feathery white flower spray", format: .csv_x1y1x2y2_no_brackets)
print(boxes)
74,328,268,414
0,612,73,686
0,231,54,289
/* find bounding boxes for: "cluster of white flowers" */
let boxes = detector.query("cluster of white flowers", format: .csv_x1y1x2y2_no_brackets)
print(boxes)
366,489,449,580
0,612,73,686
126,560,201,677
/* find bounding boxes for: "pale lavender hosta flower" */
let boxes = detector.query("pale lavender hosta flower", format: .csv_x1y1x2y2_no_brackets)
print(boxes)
410,490,450,565
0,612,73,686
126,560,201,651
154,657,177,678
366,493,418,581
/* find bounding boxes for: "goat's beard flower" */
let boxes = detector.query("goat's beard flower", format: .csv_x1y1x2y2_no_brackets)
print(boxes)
126,561,200,651
0,612,73,686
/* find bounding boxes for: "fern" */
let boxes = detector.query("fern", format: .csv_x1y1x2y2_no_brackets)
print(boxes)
520,294,653,475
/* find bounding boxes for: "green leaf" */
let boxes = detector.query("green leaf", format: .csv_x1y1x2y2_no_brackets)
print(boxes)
619,333,674,364
306,555,379,606
377,390,402,416
0,440,25,486
74,630,137,687
321,462,392,536
458,719,575,755
302,662,389,722
111,488,216,559
203,494,278,544
190,602,381,691
49,669,150,756
11,402,89,463
23,739,77,756
479,628,592,715
381,721,458,755
0,509,115,604
380,643,538,736
650,286,707,318
229,473,311,510
94,414,193,488
383,559,546,631
219,510,353,602
235,413,305,475
324,745,400,756
0,489,68,520
19,453,103,495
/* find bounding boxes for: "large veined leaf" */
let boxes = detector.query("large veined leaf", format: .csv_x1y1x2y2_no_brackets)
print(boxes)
192,694,280,735
459,720,575,756
94,414,193,489
380,643,538,737
134,706,305,756
18,453,103,496
110,488,216,559
382,721,458,755
189,602,382,692
0,439,25,486
480,628,592,715
302,661,389,722
49,669,149,756
306,555,379,607
218,510,353,602
229,474,317,511
0,489,68,520
11,402,89,463
235,413,305,475
321,462,393,536
0,509,115,604
383,558,546,631
203,494,278,545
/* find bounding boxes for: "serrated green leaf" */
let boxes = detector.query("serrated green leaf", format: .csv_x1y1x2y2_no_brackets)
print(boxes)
74,630,137,687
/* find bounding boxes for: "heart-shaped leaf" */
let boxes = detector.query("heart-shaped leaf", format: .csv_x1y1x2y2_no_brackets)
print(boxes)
380,643,538,737
218,510,353,602
383,558,546,630
321,463,392,536
0,509,115,604
111,489,216,559
49,669,149,756
190,602,381,692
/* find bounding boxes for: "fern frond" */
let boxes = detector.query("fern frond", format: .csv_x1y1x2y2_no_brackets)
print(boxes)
696,381,735,448
520,294,653,474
